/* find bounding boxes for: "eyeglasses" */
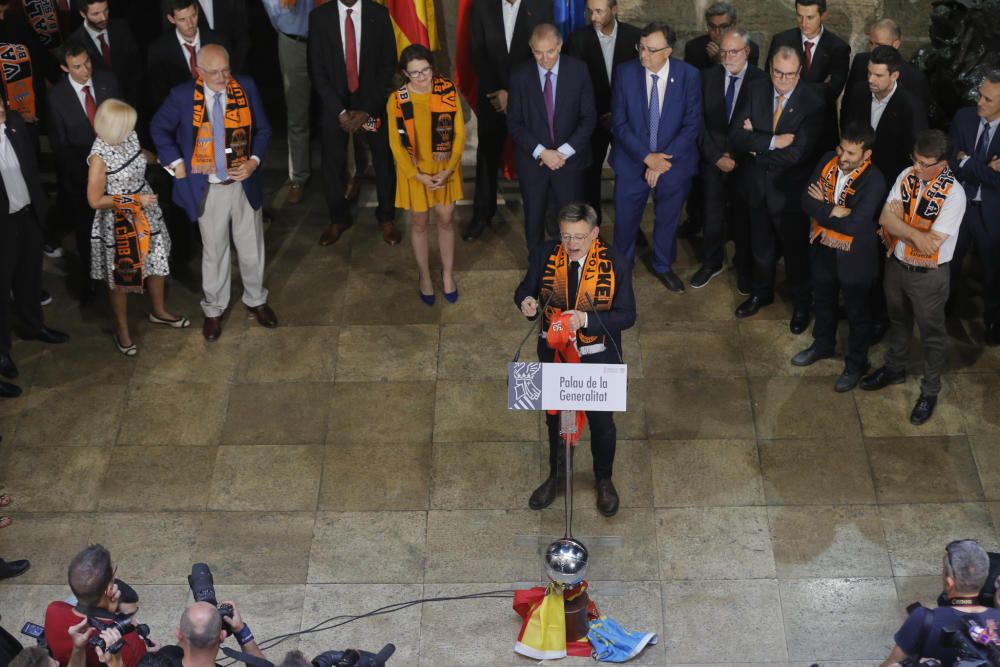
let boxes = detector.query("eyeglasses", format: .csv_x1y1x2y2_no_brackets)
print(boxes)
636,44,669,54
406,66,433,79
707,21,732,32
911,155,943,169
771,68,799,80
560,233,590,243
719,47,748,57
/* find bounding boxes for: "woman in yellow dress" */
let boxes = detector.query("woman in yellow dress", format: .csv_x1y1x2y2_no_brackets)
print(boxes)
386,44,465,304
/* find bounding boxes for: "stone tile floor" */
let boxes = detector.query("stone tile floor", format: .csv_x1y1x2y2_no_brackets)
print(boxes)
2,171,1000,666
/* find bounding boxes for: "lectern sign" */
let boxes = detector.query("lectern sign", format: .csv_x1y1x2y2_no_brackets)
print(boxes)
507,362,628,412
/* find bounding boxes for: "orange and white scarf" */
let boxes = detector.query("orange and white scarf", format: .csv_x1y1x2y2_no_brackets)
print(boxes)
879,166,956,268
809,154,872,252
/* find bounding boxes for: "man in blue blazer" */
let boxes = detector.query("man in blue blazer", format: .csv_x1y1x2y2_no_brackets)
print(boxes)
151,44,277,342
949,72,1000,346
507,23,596,251
609,21,701,293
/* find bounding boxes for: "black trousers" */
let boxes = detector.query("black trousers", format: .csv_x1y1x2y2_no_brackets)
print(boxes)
519,164,584,251
472,98,508,224
581,125,612,225
749,204,811,307
545,410,616,481
952,202,1000,325
701,164,751,280
320,117,396,226
810,244,873,371
0,208,45,354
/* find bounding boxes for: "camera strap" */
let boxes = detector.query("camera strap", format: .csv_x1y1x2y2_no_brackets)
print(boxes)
72,604,115,624
221,646,274,667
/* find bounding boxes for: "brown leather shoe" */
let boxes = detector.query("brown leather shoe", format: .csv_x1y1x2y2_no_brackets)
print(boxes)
247,303,278,328
381,221,402,246
595,478,619,517
202,316,223,342
528,476,565,510
319,223,348,246
344,177,361,202
286,182,305,205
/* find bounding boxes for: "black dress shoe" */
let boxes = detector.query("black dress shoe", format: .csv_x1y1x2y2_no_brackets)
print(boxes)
528,476,564,510
0,381,22,398
790,344,834,367
985,322,1000,347
835,364,869,393
0,558,31,580
462,218,489,242
860,365,907,391
595,479,619,517
789,308,811,335
735,295,771,318
0,353,17,379
655,270,685,293
910,394,937,425
23,327,69,344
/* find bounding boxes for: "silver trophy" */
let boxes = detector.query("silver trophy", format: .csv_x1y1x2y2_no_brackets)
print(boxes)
543,410,589,587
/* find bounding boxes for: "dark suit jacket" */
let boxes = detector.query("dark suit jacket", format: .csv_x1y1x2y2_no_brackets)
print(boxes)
513,239,636,366
308,0,396,121
609,58,702,184
47,69,121,189
767,27,850,104
950,106,1000,219
150,75,271,222
70,20,142,108
0,111,47,224
699,62,767,166
196,0,249,73
145,28,226,120
684,33,761,71
468,0,553,99
845,53,930,105
730,79,825,212
801,151,887,282
506,55,596,173
564,21,639,118
840,81,927,185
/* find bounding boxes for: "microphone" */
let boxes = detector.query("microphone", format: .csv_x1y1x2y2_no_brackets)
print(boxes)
511,288,556,363
583,292,624,364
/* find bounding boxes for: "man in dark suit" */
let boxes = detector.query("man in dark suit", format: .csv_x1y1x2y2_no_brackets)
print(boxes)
309,0,400,247
767,0,850,153
507,24,596,250
949,72,1000,345
0,99,70,397
193,0,248,73
691,27,766,291
794,123,886,392
565,0,638,224
514,203,635,517
70,0,141,108
730,45,825,331
48,38,119,301
845,19,930,105
683,1,759,71
610,21,701,293
151,44,277,342
463,0,553,241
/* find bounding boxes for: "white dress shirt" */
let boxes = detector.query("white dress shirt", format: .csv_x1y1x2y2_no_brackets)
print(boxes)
595,21,617,82
870,82,896,131
0,123,31,214
801,27,823,55
338,0,363,61
176,29,202,57
198,0,215,30
834,166,851,202
530,60,575,159
885,166,967,264
83,22,109,56
69,76,95,118
502,0,521,53
644,60,669,112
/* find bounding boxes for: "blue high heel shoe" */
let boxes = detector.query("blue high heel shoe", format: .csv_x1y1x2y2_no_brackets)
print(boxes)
419,291,436,306
442,272,459,303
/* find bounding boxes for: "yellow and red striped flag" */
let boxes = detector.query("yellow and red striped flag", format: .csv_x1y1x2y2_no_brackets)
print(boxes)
374,0,438,56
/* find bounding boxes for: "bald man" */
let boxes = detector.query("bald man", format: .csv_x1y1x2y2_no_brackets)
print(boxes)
168,601,265,667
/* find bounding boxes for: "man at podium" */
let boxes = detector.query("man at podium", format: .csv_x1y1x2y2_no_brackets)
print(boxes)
514,203,636,517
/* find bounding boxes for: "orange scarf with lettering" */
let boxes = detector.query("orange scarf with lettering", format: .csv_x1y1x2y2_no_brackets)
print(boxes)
21,0,62,48
191,77,253,176
112,195,151,293
0,43,36,118
808,154,871,252
879,166,956,268
393,76,458,164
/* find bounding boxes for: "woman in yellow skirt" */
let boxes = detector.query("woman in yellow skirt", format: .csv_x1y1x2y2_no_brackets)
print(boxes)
387,44,465,304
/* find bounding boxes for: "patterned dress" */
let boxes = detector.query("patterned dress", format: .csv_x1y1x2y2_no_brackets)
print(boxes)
89,131,171,287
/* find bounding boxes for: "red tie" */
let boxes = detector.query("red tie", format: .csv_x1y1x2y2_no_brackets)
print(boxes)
184,43,199,79
83,85,97,129
98,33,112,67
804,40,813,73
344,8,359,93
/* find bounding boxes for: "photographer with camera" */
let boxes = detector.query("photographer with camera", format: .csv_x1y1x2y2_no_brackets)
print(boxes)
882,540,1000,666
156,601,265,667
43,545,148,667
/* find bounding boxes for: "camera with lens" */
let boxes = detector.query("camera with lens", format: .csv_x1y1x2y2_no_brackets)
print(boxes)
940,617,1000,667
310,644,395,667
87,617,151,655
187,564,234,625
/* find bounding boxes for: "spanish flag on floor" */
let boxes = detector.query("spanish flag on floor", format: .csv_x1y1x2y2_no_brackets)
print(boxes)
374,0,438,55
513,583,597,660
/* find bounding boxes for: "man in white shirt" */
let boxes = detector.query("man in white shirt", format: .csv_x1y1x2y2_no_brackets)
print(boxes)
861,129,966,425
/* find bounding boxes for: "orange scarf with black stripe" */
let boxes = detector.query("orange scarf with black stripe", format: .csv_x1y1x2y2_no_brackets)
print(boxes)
0,43,36,118
21,0,62,48
392,76,458,164
112,194,151,292
879,167,956,268
191,77,253,176
808,154,871,252
540,239,615,350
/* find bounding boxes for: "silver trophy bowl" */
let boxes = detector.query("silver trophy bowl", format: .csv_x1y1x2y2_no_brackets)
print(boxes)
544,537,590,586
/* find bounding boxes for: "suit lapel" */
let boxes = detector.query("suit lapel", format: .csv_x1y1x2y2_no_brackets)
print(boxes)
611,24,632,68
586,29,610,89
510,0,535,54
775,85,800,132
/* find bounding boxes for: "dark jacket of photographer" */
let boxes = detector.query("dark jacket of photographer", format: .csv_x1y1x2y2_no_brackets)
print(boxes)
891,605,1000,665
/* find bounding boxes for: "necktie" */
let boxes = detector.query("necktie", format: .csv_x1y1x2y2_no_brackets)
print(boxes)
345,8,359,93
724,74,736,122
975,120,991,161
567,260,580,310
211,92,228,180
648,74,660,152
772,94,785,132
804,40,813,73
82,85,97,129
543,70,555,143
97,33,112,67
185,43,198,79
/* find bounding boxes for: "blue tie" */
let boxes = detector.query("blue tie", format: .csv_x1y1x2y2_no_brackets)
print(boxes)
648,74,659,152
974,119,991,161
724,74,737,122
211,91,228,180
